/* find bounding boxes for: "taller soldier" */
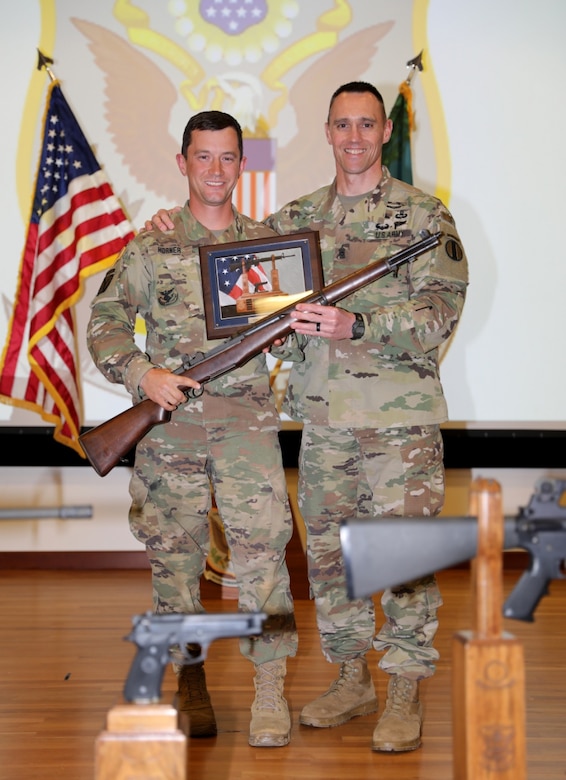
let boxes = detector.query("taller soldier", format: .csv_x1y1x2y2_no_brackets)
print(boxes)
265,81,468,752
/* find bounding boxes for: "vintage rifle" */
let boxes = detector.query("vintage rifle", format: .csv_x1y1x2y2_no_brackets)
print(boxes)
80,230,442,476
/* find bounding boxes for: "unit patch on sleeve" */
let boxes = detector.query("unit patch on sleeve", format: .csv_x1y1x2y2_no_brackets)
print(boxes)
445,236,464,261
96,268,115,295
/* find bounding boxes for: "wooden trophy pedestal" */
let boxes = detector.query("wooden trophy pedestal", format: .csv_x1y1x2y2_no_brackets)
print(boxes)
452,478,526,780
95,704,186,780
452,631,526,779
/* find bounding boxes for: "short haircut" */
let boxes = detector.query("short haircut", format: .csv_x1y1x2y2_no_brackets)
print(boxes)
181,111,243,158
327,81,386,121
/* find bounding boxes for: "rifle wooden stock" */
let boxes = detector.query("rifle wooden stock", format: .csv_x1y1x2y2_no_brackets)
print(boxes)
80,230,442,476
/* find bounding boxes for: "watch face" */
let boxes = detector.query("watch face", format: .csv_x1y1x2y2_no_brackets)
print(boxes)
352,314,365,339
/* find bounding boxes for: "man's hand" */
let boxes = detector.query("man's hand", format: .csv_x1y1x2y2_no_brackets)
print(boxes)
290,303,356,340
140,367,200,410
262,338,286,354
142,207,181,233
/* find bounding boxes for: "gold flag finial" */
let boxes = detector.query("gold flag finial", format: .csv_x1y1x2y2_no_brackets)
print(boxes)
37,49,56,82
405,50,424,84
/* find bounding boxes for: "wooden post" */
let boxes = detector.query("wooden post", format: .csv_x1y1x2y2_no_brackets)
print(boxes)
95,703,186,780
452,477,526,779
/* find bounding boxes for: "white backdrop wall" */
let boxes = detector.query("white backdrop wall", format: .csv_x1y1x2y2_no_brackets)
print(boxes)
1,1,565,552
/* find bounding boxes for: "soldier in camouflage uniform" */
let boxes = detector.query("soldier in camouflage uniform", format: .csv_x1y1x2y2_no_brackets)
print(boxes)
87,111,297,748
263,82,468,752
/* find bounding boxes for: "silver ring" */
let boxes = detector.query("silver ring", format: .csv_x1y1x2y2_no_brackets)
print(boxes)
316,322,321,332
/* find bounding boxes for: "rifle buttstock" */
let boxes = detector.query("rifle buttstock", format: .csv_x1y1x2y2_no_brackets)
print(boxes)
79,400,171,476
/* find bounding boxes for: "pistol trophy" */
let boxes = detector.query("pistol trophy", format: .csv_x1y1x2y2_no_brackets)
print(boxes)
95,611,266,780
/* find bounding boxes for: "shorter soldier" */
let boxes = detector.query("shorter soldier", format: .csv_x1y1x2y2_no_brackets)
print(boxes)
87,111,297,748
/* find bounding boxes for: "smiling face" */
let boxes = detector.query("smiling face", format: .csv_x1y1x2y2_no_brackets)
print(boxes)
176,126,245,226
325,90,393,195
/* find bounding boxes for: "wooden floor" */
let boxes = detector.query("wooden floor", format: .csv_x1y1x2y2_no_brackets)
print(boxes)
0,568,565,780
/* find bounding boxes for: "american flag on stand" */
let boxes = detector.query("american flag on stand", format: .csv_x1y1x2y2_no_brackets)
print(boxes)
0,80,135,456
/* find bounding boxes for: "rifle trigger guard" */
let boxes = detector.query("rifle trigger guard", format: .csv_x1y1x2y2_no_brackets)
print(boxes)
184,385,204,399
176,352,206,399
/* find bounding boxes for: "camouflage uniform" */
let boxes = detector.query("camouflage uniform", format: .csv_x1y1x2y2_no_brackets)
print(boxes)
87,204,297,664
266,167,468,679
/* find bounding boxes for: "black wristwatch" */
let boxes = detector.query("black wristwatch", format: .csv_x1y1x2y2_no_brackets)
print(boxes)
351,312,365,340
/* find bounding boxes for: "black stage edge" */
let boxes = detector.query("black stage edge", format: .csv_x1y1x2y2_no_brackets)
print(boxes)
1,426,566,469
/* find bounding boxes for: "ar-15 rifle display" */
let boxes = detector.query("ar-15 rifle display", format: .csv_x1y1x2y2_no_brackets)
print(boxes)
340,477,566,622
123,611,266,704
79,229,442,476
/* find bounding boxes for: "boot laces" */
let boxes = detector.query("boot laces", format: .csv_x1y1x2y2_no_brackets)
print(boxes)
386,676,416,716
255,661,285,712
183,663,210,706
325,659,362,697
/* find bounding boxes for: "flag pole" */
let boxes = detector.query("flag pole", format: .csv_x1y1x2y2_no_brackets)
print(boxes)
382,51,424,184
0,50,135,454
37,49,57,82
405,50,424,85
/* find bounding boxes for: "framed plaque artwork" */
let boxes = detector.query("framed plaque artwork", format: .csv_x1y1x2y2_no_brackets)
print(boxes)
199,230,323,339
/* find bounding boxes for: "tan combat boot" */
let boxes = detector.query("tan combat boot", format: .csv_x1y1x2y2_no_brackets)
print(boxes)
372,675,423,752
174,661,217,738
249,658,291,747
299,656,378,728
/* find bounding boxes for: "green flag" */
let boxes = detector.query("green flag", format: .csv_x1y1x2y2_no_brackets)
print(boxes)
383,81,413,184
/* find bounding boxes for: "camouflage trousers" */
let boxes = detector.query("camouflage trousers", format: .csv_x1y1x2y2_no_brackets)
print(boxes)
298,424,445,680
128,420,297,664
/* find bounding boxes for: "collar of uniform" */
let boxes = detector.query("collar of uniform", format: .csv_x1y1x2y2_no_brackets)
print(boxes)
176,202,247,243
176,201,209,241
319,166,391,222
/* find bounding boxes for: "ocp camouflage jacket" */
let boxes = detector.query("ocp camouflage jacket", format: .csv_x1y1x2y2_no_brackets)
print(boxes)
265,168,469,428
